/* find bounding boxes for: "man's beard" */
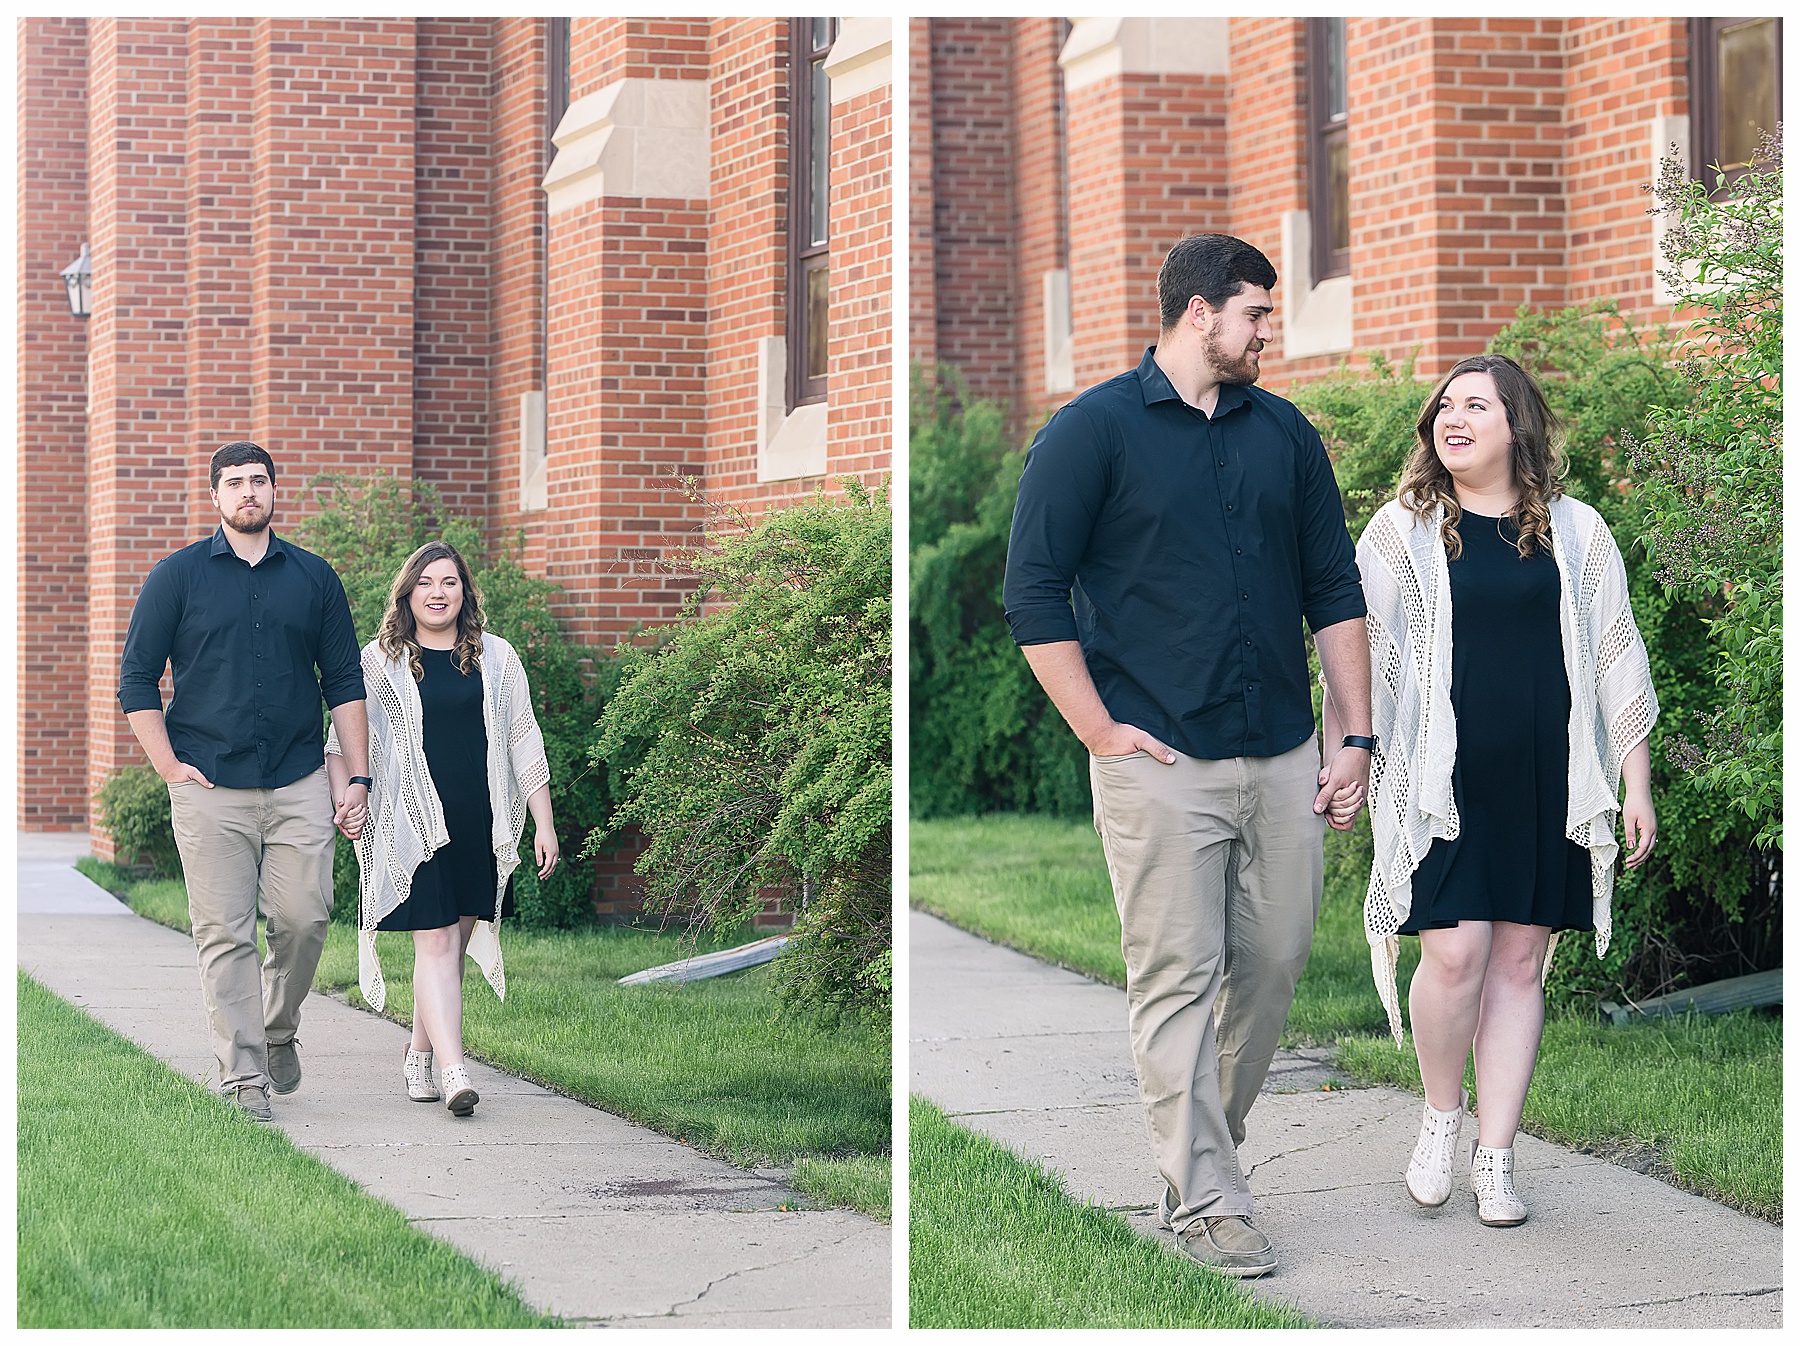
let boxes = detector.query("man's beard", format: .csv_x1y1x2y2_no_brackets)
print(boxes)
225,504,272,535
1204,330,1263,385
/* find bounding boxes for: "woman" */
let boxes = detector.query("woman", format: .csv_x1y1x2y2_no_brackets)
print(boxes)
1346,354,1657,1226
329,541,558,1117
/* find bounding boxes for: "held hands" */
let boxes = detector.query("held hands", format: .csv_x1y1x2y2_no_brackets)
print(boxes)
1085,721,1178,765
333,783,368,842
1314,746,1370,832
1620,789,1657,869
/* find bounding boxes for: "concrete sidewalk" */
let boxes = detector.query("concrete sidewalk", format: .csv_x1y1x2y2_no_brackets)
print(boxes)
910,908,1781,1329
16,833,889,1328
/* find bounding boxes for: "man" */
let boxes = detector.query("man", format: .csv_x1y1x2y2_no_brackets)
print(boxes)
119,442,370,1120
1003,234,1373,1276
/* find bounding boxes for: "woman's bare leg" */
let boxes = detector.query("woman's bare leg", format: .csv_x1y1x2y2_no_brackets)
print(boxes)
410,924,466,1068
1409,921,1493,1111
1471,921,1552,1148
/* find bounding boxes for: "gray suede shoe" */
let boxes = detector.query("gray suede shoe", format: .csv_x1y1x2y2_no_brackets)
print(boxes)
267,1038,302,1095
233,1084,274,1121
1176,1215,1277,1278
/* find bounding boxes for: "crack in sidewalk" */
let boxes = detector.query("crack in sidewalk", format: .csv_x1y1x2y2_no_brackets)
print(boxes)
1607,1286,1781,1310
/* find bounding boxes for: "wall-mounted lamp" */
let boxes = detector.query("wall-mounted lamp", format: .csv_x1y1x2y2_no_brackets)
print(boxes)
61,243,91,319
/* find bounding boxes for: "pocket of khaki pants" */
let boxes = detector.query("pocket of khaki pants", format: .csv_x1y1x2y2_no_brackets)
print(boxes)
1091,750,1150,763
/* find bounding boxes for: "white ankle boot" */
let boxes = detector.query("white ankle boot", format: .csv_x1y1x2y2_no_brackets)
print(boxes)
442,1062,478,1117
1405,1089,1466,1207
404,1047,439,1102
1470,1142,1527,1226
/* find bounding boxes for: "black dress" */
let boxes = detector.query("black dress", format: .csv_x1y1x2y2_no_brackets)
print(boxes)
1400,510,1593,934
378,645,504,931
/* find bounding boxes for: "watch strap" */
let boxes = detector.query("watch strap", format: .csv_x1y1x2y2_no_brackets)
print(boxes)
1341,735,1378,754
348,775,374,789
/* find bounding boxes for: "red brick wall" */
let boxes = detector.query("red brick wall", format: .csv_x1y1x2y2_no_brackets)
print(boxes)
1225,19,1315,392
908,19,937,376
926,19,1019,418
18,18,91,829
413,19,493,519
184,21,256,529
1010,18,1069,434
250,20,416,483
84,19,193,856
1066,66,1230,390
486,18,548,570
704,19,789,507
1562,18,1686,322
572,17,710,93
823,78,893,487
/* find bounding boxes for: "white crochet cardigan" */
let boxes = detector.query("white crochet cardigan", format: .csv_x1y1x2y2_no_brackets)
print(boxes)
326,632,552,1012
1357,495,1658,1045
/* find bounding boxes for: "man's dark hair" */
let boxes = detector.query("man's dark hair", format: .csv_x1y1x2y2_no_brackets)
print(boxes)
1157,234,1278,330
209,441,276,491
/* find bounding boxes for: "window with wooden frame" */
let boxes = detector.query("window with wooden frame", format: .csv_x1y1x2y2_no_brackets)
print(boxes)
1689,17,1781,192
787,18,837,410
1305,17,1349,282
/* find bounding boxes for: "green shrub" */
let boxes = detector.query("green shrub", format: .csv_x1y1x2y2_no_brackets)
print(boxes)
909,366,1089,819
297,474,622,929
91,766,182,879
589,482,892,1025
1630,133,1782,847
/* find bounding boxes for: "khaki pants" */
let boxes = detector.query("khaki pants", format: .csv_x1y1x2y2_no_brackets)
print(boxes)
1089,737,1324,1231
166,766,334,1093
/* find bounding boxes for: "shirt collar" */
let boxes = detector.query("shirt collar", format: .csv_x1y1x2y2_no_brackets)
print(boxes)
209,524,288,563
1135,345,1253,418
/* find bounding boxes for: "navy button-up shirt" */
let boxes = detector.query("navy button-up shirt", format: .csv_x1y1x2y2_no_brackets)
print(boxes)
1004,346,1366,761
118,528,366,789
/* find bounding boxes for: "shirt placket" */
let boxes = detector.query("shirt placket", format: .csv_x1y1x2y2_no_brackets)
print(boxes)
249,566,268,779
1208,411,1260,750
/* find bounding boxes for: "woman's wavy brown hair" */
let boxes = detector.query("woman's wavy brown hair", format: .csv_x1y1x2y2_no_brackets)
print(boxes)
377,540,486,682
1397,353,1565,561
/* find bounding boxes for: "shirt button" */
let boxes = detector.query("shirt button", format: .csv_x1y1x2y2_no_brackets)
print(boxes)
1226,504,1234,511
1235,548,1243,555
1241,593,1249,601
1244,639,1252,647
1218,460,1226,467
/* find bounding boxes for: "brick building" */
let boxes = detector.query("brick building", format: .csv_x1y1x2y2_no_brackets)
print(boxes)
913,17,1779,435
18,17,893,858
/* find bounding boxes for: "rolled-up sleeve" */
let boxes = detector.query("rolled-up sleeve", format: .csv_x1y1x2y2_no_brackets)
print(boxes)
1003,403,1109,646
118,561,180,714
1295,417,1367,633
316,568,367,708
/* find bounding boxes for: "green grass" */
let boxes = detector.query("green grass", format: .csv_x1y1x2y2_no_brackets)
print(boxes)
792,1153,893,1220
76,859,890,1217
911,813,1781,1220
908,1097,1311,1329
17,971,551,1329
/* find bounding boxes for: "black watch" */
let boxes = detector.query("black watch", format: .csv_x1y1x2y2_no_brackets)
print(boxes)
349,775,374,789
1340,735,1378,754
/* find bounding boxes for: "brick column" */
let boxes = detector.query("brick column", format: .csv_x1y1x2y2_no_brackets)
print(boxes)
1562,18,1687,322
540,18,710,650
1011,18,1072,432
926,18,1018,417
907,19,937,377
84,19,193,852
250,20,416,487
18,18,92,829
1061,18,1231,389
487,18,550,568
705,19,789,507
185,20,257,530
822,19,892,487
1350,18,1569,377
414,18,493,520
